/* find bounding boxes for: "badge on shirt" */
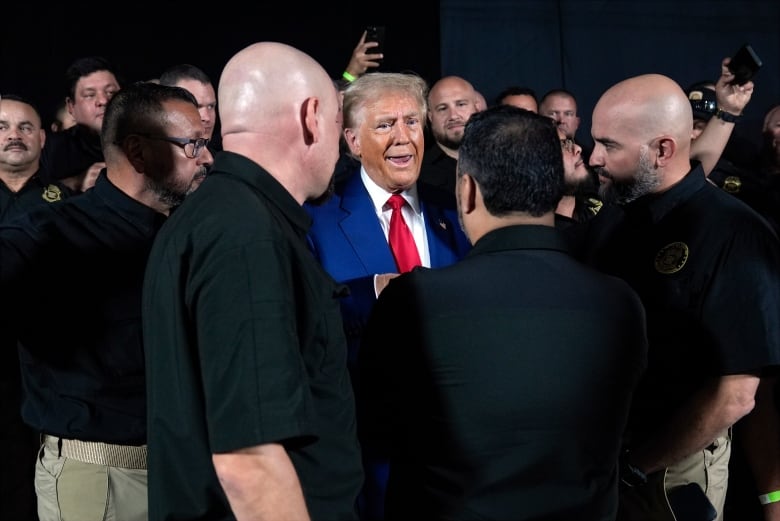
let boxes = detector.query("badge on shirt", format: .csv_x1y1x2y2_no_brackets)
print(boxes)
41,184,64,203
722,176,742,194
654,242,689,274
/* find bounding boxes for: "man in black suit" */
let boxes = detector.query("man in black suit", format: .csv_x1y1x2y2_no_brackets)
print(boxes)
358,105,648,520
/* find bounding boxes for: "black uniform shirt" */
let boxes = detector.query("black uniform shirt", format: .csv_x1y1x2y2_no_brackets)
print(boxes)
0,170,166,444
144,152,363,521
39,124,103,184
418,145,457,194
582,164,780,435
0,173,71,223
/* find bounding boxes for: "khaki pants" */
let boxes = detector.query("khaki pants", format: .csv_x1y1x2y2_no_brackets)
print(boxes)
618,430,731,521
35,437,147,521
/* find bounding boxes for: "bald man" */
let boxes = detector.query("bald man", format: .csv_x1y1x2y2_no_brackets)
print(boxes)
143,42,363,521
578,74,780,521
418,75,483,194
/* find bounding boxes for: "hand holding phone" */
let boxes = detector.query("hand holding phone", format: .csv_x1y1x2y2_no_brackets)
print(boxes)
365,26,385,60
728,44,762,86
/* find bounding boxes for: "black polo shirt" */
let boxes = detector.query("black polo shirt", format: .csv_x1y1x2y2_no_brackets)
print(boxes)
582,164,780,437
0,173,71,224
0,171,166,444
419,144,457,194
143,151,363,521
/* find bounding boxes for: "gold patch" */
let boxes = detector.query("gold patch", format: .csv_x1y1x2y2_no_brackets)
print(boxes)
41,185,63,203
655,242,689,274
688,90,704,101
586,197,603,216
722,176,741,194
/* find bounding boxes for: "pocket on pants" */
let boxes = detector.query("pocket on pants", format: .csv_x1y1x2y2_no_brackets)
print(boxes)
57,459,109,521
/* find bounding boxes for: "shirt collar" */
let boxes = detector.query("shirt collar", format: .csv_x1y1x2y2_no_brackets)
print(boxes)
360,166,421,215
624,162,707,224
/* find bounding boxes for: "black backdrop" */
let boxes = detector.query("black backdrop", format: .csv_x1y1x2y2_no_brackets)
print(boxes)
440,0,780,150
2,0,778,152
0,2,441,127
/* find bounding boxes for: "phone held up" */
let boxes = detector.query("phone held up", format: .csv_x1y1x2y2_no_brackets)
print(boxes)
728,43,762,86
365,25,386,61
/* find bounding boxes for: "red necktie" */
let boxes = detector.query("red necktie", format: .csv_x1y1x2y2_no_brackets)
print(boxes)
387,193,422,273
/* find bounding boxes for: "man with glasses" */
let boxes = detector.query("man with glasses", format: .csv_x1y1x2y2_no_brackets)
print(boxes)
0,82,211,521
159,63,221,155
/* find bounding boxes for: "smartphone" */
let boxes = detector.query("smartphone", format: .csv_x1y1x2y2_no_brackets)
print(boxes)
365,25,386,58
728,44,762,86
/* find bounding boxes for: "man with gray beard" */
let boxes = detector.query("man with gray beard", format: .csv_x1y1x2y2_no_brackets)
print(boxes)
573,70,780,521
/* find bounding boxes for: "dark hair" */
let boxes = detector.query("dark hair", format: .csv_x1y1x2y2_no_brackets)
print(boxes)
457,104,564,217
64,56,123,99
102,82,197,147
494,86,538,107
159,64,213,87
0,93,43,122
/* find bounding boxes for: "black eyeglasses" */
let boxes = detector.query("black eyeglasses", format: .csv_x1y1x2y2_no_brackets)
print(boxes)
560,138,576,153
136,134,209,158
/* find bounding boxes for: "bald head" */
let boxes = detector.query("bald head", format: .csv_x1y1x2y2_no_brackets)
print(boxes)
594,74,693,151
218,41,336,136
428,76,479,106
217,42,342,204
590,74,695,203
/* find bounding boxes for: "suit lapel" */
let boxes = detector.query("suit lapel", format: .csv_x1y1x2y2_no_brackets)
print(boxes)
339,175,398,273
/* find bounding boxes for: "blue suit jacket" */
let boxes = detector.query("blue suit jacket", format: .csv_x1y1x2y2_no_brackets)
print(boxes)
305,170,471,369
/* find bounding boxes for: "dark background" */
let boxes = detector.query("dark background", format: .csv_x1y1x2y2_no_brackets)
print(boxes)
2,0,778,151
0,2,441,126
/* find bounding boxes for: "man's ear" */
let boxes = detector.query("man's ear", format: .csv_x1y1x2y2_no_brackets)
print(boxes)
122,135,146,173
301,96,320,146
655,136,677,166
459,173,478,215
344,128,360,157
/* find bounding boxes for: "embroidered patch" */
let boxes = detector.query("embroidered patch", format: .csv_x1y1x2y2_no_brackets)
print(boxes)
654,242,689,274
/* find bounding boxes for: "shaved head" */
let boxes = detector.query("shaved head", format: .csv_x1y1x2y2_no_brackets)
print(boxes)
590,74,695,202
219,42,336,135
217,42,343,204
594,74,693,152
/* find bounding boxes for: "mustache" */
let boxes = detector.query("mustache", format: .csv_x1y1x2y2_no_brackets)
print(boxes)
193,167,209,181
4,140,28,151
595,167,612,180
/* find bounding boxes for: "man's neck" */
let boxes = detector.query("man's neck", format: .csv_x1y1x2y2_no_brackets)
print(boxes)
0,169,36,193
437,142,459,160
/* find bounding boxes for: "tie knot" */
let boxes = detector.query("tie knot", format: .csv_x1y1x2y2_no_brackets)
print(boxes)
387,193,406,210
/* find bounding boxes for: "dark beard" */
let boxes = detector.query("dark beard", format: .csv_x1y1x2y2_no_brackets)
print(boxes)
432,129,462,151
597,149,659,205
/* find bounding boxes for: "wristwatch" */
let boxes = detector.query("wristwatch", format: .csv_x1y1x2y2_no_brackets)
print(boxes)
715,108,742,123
